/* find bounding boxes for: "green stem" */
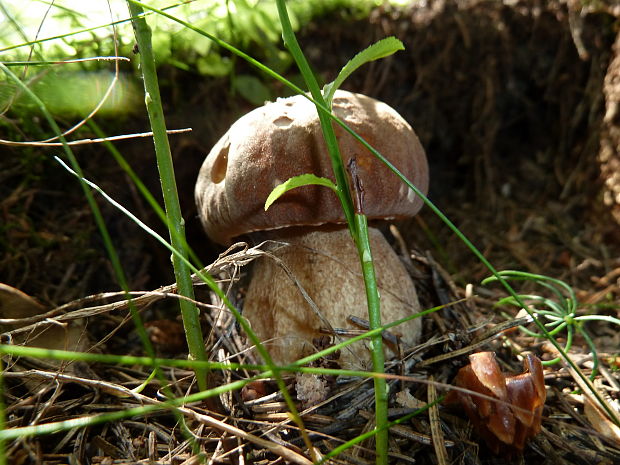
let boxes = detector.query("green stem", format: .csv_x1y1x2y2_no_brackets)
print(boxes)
579,328,600,378
275,1,389,462
354,214,389,461
126,2,208,390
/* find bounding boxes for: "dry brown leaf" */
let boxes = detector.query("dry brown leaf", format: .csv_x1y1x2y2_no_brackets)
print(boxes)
0,283,87,379
584,396,620,444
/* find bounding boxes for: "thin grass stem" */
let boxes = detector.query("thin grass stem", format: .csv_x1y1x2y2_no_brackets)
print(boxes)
579,328,600,376
353,213,389,457
577,315,620,325
274,1,389,461
126,1,208,390
87,120,205,274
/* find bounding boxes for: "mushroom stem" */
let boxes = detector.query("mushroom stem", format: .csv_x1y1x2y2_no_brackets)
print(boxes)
243,227,421,369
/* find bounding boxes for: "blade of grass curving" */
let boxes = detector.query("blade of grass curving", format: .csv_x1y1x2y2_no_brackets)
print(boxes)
87,120,205,271
0,299,458,459
293,300,456,366
579,328,601,376
0,298,456,379
483,270,577,309
484,272,606,375
0,344,384,459
0,341,443,441
545,322,569,338
0,341,329,465
578,315,620,325
275,1,390,462
126,1,208,391
87,120,168,223
0,373,260,439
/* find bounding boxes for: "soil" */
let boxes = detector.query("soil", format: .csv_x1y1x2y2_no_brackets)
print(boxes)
1,1,619,464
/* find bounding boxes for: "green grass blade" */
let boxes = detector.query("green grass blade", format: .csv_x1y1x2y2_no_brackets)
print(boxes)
323,37,404,105
577,315,620,325
126,1,208,390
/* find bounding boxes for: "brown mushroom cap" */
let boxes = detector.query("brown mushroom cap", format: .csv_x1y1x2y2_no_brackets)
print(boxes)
195,90,429,245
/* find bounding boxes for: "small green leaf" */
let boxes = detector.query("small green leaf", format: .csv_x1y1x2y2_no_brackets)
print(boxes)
264,174,337,211
323,37,405,105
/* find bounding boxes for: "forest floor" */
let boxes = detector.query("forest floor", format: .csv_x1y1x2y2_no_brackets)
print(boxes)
1,1,620,464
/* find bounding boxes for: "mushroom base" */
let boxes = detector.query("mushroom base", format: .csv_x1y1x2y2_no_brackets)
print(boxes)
243,227,422,370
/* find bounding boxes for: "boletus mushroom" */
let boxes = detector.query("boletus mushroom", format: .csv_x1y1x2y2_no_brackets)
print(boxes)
195,90,429,369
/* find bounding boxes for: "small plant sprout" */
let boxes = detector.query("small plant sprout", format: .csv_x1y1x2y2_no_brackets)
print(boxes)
195,90,429,369
483,270,620,376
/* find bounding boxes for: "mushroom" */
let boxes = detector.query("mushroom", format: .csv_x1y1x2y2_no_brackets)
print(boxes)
195,90,429,369
446,351,546,453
